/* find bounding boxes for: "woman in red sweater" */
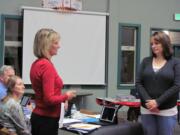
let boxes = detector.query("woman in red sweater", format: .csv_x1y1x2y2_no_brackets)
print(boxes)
30,28,76,135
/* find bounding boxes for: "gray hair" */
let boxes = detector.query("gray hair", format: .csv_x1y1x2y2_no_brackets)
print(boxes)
0,65,14,76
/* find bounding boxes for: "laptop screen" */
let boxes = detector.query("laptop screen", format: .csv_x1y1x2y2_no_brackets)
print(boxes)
99,106,118,123
20,96,31,106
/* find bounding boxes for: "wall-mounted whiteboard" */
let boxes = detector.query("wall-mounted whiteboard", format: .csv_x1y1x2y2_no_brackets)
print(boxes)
22,7,107,85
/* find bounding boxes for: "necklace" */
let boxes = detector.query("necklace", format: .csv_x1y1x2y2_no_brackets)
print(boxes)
153,58,167,68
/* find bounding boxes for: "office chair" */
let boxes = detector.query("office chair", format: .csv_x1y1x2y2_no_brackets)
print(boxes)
178,92,180,125
90,122,144,135
127,88,140,122
0,127,10,135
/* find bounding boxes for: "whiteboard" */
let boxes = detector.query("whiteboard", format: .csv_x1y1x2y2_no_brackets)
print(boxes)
22,7,107,85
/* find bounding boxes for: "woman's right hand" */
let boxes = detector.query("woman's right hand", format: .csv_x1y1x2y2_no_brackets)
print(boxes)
146,99,159,112
66,90,77,100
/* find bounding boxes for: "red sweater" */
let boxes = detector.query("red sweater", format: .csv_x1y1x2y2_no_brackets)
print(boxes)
30,58,68,118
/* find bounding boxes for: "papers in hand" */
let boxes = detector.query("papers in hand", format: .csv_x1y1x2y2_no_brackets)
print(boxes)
69,123,101,131
59,103,65,128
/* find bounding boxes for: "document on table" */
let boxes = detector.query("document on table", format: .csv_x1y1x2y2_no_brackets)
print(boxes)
69,123,101,131
61,118,101,133
62,118,82,125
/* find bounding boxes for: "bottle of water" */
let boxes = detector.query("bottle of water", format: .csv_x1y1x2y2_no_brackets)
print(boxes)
71,104,77,118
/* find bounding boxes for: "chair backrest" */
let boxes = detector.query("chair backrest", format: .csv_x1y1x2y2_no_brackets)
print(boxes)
90,122,144,135
130,88,140,99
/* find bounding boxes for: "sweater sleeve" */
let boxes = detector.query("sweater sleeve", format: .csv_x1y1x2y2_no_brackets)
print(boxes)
8,103,31,135
156,58,180,106
41,62,68,106
136,58,152,102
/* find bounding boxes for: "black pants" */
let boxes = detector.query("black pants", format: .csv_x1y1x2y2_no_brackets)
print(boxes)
31,113,59,135
127,107,140,122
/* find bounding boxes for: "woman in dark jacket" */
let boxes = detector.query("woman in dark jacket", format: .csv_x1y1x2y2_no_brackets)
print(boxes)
136,31,180,135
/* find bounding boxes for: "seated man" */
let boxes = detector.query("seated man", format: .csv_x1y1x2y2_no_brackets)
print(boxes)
0,65,15,101
0,65,15,130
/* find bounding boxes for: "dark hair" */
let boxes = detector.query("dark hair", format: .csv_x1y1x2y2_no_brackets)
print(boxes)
151,31,173,60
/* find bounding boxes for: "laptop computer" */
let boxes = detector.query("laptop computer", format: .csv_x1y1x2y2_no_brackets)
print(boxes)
88,105,119,126
20,96,31,106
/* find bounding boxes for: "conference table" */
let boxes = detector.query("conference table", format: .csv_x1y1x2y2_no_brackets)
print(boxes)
96,97,180,124
95,97,141,108
59,97,141,135
96,97,180,108
65,91,93,117
60,98,180,135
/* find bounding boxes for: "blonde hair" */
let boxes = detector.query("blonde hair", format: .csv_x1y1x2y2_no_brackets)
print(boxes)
6,75,21,94
33,28,60,58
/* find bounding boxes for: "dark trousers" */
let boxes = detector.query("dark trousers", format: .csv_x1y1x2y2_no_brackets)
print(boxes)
31,113,59,135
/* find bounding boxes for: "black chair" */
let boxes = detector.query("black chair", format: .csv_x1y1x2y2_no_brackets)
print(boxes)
127,88,140,122
178,92,180,125
90,122,144,135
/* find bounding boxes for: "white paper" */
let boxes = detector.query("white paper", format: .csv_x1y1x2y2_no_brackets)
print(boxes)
63,118,82,124
59,103,65,128
42,0,63,8
63,0,71,8
69,123,101,130
71,0,82,10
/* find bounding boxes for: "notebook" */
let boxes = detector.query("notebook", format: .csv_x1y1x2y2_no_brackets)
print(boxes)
88,105,118,126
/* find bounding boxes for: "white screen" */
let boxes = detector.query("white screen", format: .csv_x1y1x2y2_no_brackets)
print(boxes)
22,7,107,85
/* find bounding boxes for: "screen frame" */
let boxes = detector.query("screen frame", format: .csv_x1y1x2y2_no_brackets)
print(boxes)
99,105,118,123
20,96,31,106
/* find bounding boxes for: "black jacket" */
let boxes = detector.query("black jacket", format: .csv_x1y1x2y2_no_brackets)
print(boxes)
136,56,180,110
